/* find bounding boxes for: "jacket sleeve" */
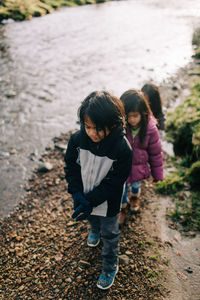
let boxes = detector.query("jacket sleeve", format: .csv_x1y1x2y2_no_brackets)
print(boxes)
85,141,132,207
64,133,83,194
147,128,163,181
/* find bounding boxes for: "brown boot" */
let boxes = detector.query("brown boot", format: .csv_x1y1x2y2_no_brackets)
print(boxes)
118,204,128,225
128,194,140,212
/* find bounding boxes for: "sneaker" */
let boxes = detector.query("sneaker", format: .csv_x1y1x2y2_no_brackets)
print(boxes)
87,231,100,247
129,195,140,212
97,265,119,290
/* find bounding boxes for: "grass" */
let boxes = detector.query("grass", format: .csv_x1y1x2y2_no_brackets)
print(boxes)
0,0,107,21
155,162,200,234
166,191,200,233
155,76,200,234
155,172,185,194
150,255,159,262
163,258,170,266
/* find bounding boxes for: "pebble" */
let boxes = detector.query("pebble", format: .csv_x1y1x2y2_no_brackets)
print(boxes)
119,254,129,265
38,162,53,172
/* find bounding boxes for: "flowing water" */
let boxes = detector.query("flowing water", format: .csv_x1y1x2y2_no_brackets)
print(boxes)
0,0,200,217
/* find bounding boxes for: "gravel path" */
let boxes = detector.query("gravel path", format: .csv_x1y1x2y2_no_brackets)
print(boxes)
0,133,169,299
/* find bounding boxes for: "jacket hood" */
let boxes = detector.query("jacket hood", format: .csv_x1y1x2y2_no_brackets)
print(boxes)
80,124,125,156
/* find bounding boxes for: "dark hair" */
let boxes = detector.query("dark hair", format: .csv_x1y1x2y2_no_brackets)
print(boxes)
141,83,163,118
78,91,125,135
120,89,151,144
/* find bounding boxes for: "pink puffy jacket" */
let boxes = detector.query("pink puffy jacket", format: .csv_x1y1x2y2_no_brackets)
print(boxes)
126,117,163,183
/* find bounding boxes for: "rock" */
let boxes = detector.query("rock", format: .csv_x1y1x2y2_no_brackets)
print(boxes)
55,143,67,151
0,152,10,159
38,162,53,172
57,279,63,285
172,85,178,90
119,254,129,265
29,152,37,161
18,215,23,221
65,278,72,283
55,253,63,261
79,260,90,266
125,250,132,255
185,267,193,274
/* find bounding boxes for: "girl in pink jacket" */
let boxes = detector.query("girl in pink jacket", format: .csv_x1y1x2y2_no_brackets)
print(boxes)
119,89,163,225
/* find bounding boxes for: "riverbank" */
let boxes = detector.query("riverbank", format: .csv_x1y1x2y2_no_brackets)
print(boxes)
1,26,200,298
0,0,106,22
0,58,200,299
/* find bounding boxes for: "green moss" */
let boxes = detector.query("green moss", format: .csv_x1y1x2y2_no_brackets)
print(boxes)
192,27,200,47
160,80,200,233
85,0,95,4
0,0,54,20
74,0,86,5
147,270,161,279
189,67,200,76
96,0,107,3
163,258,170,266
155,173,185,194
40,0,61,9
194,47,200,58
185,161,200,189
150,255,159,262
167,192,200,232
0,6,10,21
166,82,200,159
0,0,102,21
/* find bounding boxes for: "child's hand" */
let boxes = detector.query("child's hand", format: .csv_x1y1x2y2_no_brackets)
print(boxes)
72,192,88,210
72,202,92,221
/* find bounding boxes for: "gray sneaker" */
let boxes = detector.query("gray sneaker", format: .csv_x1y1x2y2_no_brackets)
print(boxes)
87,231,100,247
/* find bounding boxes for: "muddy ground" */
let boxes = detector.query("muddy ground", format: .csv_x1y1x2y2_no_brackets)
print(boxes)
0,58,200,299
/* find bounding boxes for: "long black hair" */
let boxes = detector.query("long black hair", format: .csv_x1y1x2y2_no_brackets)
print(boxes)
78,91,125,136
120,89,151,144
141,83,163,119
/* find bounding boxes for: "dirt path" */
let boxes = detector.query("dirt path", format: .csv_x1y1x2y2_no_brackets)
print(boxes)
0,133,169,299
141,161,200,300
0,135,199,299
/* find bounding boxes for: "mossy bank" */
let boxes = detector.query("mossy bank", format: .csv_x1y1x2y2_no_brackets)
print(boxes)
0,0,108,22
155,28,200,234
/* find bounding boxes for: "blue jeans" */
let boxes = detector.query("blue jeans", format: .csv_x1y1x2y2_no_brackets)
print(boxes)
88,215,119,273
122,182,141,205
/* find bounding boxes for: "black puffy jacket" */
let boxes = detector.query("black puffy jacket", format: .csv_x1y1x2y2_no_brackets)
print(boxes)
64,126,132,217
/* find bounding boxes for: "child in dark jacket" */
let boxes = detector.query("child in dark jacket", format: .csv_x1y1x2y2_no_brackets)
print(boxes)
118,89,163,225
141,83,165,138
64,91,132,289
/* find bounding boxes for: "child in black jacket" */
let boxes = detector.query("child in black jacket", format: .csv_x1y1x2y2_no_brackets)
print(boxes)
64,91,132,289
